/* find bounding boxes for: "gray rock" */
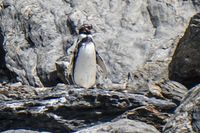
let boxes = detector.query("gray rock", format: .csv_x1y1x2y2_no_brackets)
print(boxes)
55,56,73,85
169,13,200,88
0,0,197,87
112,104,169,131
0,83,176,132
2,129,51,133
126,62,169,95
125,62,188,105
76,119,160,133
0,0,199,132
0,0,70,87
192,0,200,12
0,30,16,84
161,80,188,104
163,84,200,133
0,30,5,69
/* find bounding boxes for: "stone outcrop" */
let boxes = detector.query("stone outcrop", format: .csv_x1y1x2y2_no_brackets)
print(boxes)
126,62,188,105
0,0,200,133
76,119,160,133
163,84,200,133
169,13,200,89
0,83,176,132
0,0,196,87
2,129,48,133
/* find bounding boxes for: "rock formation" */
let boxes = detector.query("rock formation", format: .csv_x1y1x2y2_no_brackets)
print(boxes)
77,119,160,133
0,0,196,87
0,83,176,132
169,13,200,89
0,0,200,133
163,84,200,132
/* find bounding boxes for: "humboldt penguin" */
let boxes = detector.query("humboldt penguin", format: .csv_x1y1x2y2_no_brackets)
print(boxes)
72,24,107,89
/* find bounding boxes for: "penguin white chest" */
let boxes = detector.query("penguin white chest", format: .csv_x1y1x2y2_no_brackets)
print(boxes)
73,42,96,88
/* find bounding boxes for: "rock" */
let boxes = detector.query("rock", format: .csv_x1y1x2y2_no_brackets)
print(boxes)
76,118,160,133
125,62,188,105
0,0,70,87
125,62,171,95
0,0,197,87
169,13,200,89
160,80,188,105
163,84,200,133
55,56,73,85
0,93,10,101
0,29,16,84
148,83,166,99
191,0,200,12
0,83,176,132
112,105,169,131
2,129,51,133
0,29,5,69
0,0,199,132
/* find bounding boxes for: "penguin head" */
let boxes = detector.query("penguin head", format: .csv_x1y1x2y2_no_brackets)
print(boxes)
78,24,93,35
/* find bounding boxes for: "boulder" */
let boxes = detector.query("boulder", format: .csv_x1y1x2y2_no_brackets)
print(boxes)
169,13,200,89
76,119,160,133
0,0,71,87
163,84,200,133
0,83,176,132
0,29,16,84
2,129,50,133
125,62,188,105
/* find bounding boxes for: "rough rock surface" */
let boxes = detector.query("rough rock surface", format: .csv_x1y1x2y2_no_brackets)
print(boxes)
0,83,176,132
0,0,199,133
0,0,196,87
0,29,16,85
76,119,160,133
163,84,200,133
125,62,188,105
2,129,50,133
169,13,200,89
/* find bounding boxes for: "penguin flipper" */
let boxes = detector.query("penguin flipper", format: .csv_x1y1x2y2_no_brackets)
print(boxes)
96,51,107,78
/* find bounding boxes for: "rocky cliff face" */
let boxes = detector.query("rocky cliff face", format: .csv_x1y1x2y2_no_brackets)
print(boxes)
169,13,200,89
0,0,200,133
0,0,196,87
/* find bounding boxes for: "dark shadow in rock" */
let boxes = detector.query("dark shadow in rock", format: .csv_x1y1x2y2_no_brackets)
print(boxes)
47,106,125,130
0,110,72,133
39,70,64,87
0,28,17,83
67,19,77,35
126,107,167,132
191,0,200,11
49,70,64,86
0,29,5,69
168,13,200,89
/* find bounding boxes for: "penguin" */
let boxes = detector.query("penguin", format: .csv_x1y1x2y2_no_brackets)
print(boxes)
71,24,107,89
